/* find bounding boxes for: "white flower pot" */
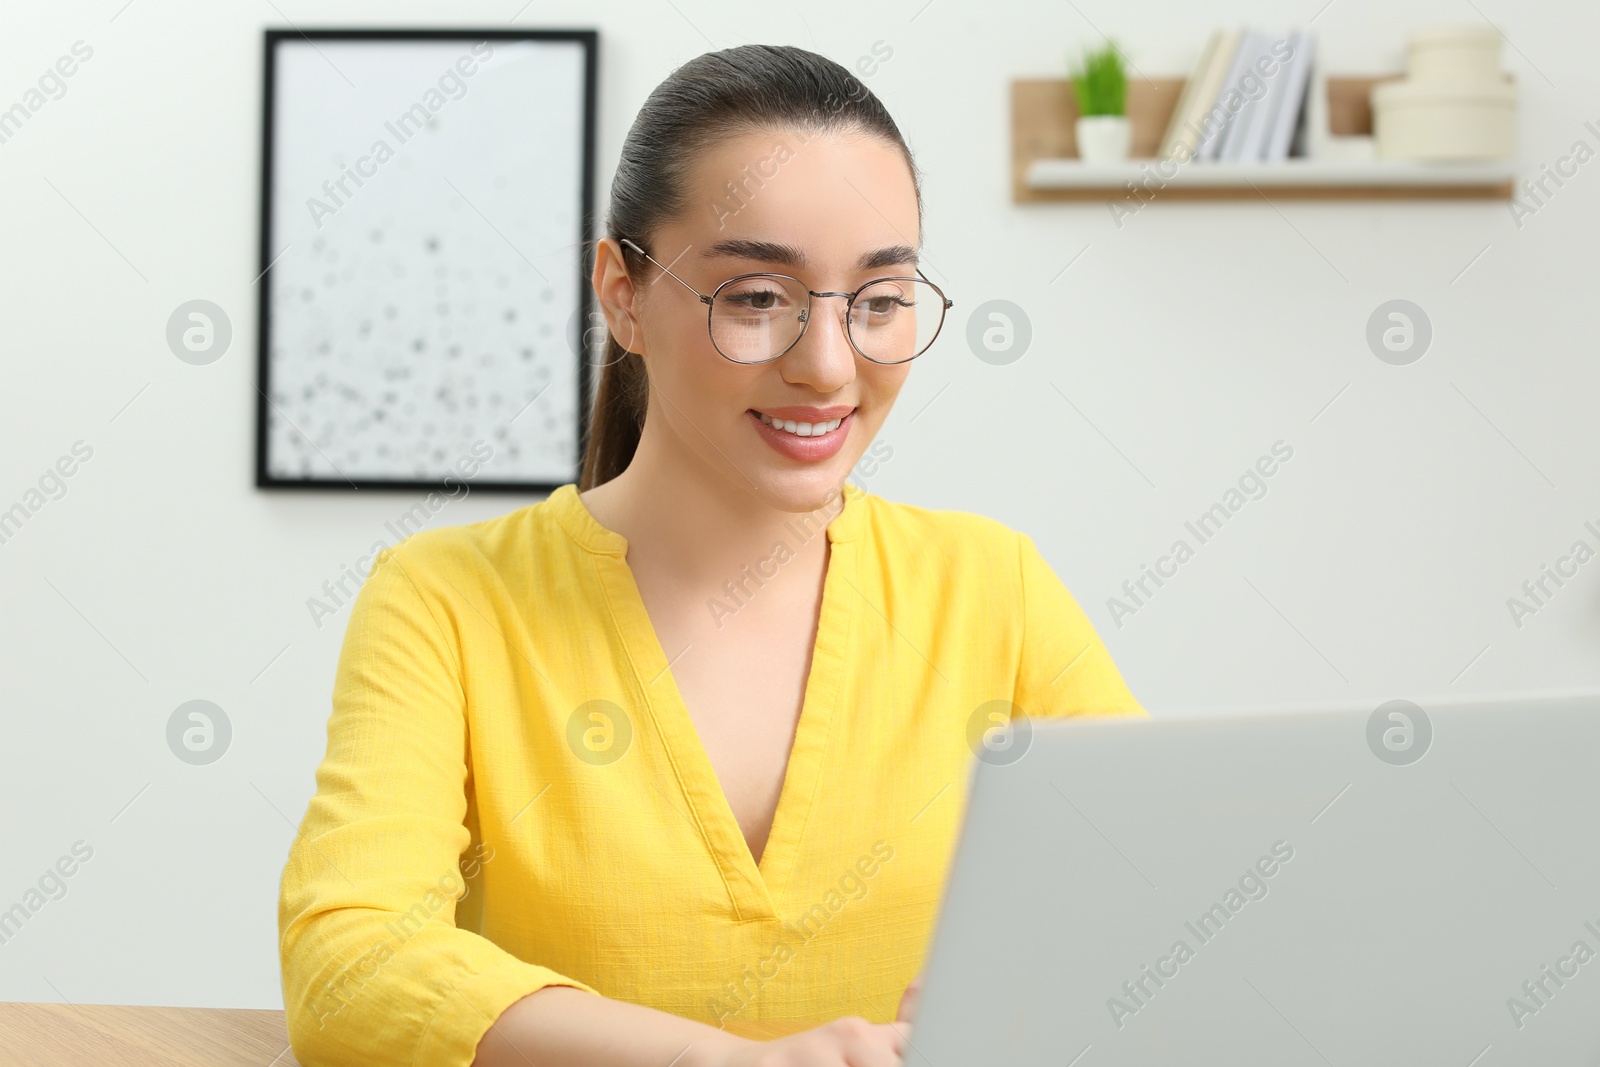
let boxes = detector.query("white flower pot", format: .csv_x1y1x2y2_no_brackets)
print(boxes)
1075,115,1131,164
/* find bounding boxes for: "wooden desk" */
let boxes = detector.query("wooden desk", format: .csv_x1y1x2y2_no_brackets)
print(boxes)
0,1000,823,1063
0,1003,301,1066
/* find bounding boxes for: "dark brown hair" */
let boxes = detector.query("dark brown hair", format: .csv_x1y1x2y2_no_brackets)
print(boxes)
577,44,922,489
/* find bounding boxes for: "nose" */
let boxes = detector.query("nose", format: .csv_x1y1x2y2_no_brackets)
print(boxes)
781,293,857,393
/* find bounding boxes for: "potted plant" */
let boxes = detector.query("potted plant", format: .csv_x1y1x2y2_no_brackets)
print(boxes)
1070,41,1130,163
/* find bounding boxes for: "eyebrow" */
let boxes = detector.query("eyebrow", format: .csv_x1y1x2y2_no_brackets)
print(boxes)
700,238,919,273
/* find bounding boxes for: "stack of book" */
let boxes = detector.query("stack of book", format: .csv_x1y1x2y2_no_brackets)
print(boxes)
1159,28,1317,164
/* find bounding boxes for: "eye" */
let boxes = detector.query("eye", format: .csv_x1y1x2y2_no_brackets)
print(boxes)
859,291,913,316
720,283,792,312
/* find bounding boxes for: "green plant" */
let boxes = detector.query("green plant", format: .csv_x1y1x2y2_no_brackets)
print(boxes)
1069,41,1127,117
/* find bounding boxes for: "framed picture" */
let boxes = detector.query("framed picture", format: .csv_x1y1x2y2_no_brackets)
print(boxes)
255,28,597,492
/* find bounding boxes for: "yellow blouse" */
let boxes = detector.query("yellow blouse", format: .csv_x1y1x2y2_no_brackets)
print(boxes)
278,482,1143,1066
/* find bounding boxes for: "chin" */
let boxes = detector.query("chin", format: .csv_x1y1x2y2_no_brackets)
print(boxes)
755,468,855,518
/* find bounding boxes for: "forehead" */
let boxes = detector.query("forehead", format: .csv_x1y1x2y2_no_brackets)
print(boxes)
675,126,921,273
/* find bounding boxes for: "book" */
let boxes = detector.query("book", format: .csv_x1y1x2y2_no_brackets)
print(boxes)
1265,29,1316,161
1158,30,1224,160
1236,31,1298,161
1196,28,1260,161
1170,29,1242,161
1218,31,1278,162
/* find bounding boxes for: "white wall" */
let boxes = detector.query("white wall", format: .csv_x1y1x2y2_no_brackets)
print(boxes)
1,0,1595,1009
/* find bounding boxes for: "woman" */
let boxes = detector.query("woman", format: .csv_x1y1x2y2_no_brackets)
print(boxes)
278,43,1142,1067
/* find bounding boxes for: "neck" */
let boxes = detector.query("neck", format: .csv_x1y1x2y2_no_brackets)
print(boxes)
581,425,848,589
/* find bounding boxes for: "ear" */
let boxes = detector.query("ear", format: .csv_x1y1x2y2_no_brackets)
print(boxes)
592,237,647,357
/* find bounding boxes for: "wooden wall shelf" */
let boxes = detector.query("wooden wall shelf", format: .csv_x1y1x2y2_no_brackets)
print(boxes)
1012,76,1517,202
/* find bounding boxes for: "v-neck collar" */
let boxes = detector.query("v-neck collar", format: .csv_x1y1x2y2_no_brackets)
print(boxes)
549,482,866,921
547,481,867,552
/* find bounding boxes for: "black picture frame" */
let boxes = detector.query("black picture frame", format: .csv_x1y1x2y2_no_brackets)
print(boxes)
255,27,598,493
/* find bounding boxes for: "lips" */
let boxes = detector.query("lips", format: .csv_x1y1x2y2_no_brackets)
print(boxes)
747,407,854,462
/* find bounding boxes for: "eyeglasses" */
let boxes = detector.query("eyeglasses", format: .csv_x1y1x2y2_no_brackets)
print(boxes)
617,237,953,366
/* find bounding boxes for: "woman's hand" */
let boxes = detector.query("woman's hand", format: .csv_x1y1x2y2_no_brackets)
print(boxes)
715,1016,910,1066
895,972,922,1026
710,972,923,1066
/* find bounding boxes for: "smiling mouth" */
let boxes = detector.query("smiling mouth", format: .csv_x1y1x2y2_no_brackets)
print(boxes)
753,411,847,437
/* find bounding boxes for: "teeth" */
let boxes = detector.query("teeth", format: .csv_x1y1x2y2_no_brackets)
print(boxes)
758,413,845,437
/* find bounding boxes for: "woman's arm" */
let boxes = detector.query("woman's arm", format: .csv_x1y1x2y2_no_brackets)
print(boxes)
472,986,909,1067
280,541,605,1066
470,986,741,1067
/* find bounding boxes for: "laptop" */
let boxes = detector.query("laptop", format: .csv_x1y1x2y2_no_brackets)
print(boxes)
907,692,1600,1066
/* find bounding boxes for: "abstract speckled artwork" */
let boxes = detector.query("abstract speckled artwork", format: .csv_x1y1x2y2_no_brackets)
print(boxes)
258,33,594,489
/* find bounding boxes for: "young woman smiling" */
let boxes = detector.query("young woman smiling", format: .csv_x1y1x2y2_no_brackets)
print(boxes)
278,44,1142,1067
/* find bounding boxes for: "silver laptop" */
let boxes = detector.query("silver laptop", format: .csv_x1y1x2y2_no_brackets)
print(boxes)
909,693,1600,1066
